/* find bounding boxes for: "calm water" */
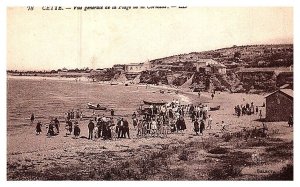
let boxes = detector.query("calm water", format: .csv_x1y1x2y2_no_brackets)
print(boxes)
7,77,179,132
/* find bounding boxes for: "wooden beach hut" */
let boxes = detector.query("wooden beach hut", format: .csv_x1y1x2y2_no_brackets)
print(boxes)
265,89,293,121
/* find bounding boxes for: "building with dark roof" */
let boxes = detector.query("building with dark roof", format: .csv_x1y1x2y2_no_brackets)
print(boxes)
265,89,293,121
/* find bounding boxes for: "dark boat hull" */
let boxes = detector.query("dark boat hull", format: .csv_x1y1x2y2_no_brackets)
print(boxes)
87,104,107,110
210,105,220,111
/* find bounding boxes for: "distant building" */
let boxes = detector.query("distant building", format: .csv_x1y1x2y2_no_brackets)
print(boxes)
124,63,144,73
124,61,152,73
112,64,125,71
61,67,68,72
193,59,220,72
209,63,227,74
265,89,293,121
58,67,68,75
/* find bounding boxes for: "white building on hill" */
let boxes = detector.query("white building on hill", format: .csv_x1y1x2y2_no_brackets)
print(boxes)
193,59,219,72
124,60,152,73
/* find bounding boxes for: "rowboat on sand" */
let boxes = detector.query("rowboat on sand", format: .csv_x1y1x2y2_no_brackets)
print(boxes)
209,105,220,111
87,103,107,110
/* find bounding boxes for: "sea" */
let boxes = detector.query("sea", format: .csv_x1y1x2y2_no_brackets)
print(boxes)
7,76,182,133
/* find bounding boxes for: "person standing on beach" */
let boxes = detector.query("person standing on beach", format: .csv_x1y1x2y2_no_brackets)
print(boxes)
137,119,144,137
198,91,201,98
47,120,55,136
199,120,205,135
111,109,115,116
250,102,255,115
74,121,80,138
117,118,124,138
30,113,35,124
242,106,246,116
211,93,214,100
76,110,80,119
96,118,102,138
54,118,60,133
36,121,42,135
132,112,137,129
151,118,158,137
102,120,108,140
71,109,74,119
194,119,200,135
67,110,71,121
68,120,73,135
123,119,130,138
236,105,241,117
149,105,154,116
88,120,95,140
176,115,186,134
207,115,213,129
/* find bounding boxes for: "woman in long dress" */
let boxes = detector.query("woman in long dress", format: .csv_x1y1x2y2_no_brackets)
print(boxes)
200,120,205,135
73,121,81,138
36,121,42,135
194,119,200,135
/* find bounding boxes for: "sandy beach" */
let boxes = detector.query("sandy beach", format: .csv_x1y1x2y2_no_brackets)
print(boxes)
7,76,293,180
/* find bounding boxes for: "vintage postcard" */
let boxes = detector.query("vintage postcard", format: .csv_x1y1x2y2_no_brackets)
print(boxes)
6,6,293,181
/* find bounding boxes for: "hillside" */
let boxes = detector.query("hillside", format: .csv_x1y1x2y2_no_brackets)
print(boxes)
143,44,292,92
8,44,293,93
150,44,293,68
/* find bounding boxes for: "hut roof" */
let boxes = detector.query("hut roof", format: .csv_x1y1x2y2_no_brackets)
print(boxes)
265,89,293,100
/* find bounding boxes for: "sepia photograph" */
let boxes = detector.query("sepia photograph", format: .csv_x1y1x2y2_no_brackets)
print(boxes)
6,5,294,181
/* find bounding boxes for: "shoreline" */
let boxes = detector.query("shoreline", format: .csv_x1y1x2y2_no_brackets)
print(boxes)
7,74,293,180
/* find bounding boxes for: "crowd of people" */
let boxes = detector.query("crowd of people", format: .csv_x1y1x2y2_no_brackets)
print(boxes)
33,99,217,139
234,102,261,118
65,109,83,121
132,99,214,137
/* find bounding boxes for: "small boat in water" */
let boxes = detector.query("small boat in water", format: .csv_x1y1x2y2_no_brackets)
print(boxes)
143,100,167,106
87,103,107,110
209,105,220,111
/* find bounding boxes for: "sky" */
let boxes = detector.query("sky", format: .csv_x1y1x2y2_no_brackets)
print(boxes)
7,7,293,71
